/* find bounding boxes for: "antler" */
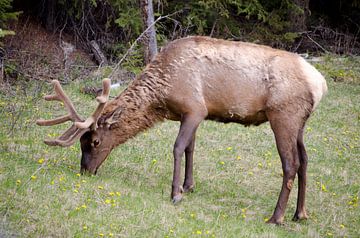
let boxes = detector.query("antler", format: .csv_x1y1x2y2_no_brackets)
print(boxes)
36,78,111,147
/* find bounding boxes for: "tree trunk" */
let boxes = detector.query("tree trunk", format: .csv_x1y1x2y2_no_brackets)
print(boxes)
140,0,158,64
45,0,56,32
290,0,309,32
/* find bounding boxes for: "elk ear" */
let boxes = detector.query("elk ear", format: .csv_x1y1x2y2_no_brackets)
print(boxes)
105,107,123,128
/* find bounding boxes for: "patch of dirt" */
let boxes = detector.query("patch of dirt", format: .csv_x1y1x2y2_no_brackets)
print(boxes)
3,17,96,83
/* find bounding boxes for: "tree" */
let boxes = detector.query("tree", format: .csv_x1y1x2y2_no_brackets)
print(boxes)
0,0,19,37
140,0,157,64
290,0,310,32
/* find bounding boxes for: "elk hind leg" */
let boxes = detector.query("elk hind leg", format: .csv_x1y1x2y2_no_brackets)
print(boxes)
267,112,301,224
293,127,309,221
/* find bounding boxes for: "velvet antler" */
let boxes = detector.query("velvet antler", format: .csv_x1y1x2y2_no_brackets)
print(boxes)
36,78,111,146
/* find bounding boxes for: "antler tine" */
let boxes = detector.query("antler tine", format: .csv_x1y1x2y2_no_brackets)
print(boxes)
36,80,83,126
37,79,111,147
44,125,89,147
75,78,111,130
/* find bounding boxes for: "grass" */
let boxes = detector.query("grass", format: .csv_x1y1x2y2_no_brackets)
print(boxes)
0,65,359,237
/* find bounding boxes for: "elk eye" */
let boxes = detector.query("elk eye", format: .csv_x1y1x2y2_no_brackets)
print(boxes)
93,139,100,147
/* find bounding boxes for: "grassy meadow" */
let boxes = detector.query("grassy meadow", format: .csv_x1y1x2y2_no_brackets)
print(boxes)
0,61,359,237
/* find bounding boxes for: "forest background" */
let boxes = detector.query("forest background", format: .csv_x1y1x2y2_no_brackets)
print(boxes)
1,0,360,79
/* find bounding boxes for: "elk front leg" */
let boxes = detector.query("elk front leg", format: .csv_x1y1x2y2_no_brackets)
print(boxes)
172,114,203,204
183,134,195,193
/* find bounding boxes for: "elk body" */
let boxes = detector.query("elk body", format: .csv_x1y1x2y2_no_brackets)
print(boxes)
37,36,327,224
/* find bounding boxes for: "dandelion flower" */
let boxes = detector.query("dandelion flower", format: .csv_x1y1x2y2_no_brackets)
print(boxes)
16,179,21,185
108,192,115,196
98,185,104,190
31,175,37,180
38,158,44,164
321,184,328,192
196,230,202,235
76,173,81,177
81,204,87,209
105,199,111,204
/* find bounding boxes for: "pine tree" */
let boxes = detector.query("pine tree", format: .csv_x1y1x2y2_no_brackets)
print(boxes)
0,0,19,37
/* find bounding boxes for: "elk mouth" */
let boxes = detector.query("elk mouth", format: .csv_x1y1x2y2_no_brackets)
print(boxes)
80,166,98,175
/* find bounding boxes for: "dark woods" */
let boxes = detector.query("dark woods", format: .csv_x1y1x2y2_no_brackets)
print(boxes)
7,0,360,57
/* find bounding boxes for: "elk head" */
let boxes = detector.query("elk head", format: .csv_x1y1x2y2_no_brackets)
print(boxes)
36,79,113,174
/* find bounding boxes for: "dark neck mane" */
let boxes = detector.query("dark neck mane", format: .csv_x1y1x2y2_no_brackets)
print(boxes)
99,61,171,146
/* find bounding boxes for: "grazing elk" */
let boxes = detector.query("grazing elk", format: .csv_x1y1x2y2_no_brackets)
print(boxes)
37,36,327,224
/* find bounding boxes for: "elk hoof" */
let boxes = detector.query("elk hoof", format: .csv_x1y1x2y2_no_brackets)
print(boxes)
266,216,284,225
183,184,194,193
172,194,183,205
292,211,309,221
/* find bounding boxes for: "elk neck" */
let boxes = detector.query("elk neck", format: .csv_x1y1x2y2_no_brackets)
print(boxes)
99,60,172,146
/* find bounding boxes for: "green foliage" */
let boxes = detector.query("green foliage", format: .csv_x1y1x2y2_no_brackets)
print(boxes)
0,0,19,37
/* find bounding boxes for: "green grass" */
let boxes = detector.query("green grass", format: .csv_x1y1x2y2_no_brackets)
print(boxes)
1,74,359,237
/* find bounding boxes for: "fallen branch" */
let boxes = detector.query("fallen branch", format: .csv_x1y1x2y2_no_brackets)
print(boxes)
306,34,329,53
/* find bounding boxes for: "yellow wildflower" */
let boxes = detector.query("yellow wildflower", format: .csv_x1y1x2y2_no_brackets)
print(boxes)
321,184,328,192
31,175,37,180
38,158,44,164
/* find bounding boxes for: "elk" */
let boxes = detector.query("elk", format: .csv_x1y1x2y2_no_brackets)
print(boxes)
37,36,327,224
